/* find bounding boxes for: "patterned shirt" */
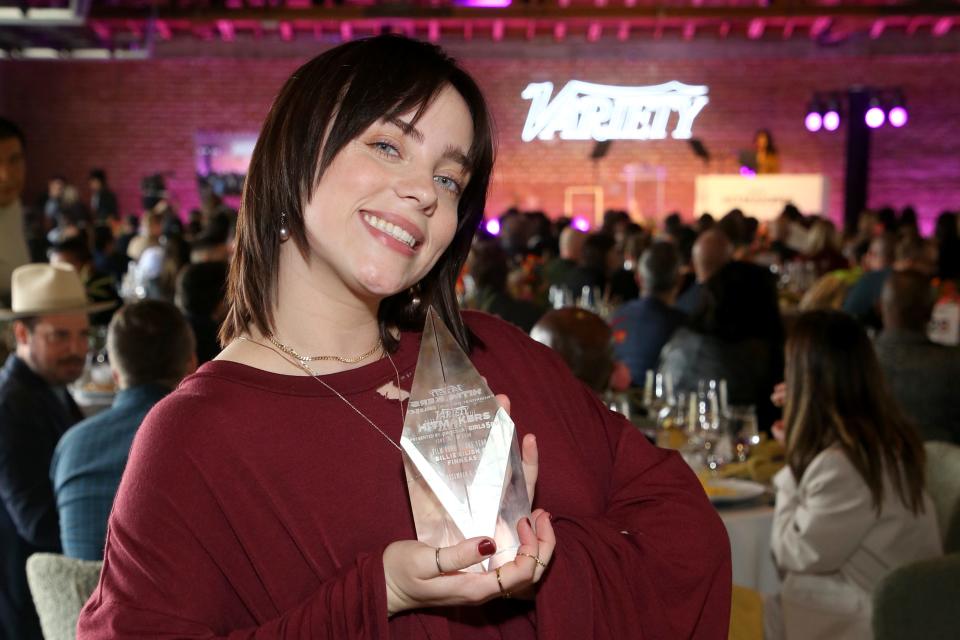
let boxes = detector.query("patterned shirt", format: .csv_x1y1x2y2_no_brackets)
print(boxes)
50,384,170,561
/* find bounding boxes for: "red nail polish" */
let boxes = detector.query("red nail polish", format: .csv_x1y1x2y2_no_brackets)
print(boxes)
478,539,496,556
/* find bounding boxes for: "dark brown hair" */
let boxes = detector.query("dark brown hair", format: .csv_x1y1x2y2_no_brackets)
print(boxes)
784,310,926,514
220,35,495,352
108,300,195,388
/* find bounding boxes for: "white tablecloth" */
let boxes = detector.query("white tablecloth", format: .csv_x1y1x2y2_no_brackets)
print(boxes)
720,503,781,595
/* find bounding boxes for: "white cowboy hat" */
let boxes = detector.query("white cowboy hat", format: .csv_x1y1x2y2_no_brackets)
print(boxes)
0,263,118,320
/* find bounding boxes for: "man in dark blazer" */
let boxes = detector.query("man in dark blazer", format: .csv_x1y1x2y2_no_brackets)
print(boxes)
0,263,115,639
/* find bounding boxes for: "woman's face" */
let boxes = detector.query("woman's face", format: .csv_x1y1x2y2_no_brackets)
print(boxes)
297,85,474,301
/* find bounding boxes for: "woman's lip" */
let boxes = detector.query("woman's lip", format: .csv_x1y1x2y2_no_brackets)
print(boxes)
360,215,418,256
361,210,425,245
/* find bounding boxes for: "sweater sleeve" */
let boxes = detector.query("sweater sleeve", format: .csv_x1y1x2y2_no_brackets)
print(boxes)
465,310,732,640
76,398,391,640
533,383,733,640
770,450,875,574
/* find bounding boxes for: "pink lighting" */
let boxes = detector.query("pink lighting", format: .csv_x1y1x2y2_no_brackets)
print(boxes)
456,0,511,6
587,22,602,42
216,20,234,42
739,166,756,177
823,110,840,131
492,20,505,41
572,216,591,233
865,106,885,128
888,106,908,127
485,218,501,236
279,22,293,42
804,111,823,132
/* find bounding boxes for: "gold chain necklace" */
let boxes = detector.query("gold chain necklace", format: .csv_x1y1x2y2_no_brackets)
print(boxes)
237,335,405,452
266,333,383,364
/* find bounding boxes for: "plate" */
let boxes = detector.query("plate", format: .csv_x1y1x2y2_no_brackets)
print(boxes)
702,478,767,505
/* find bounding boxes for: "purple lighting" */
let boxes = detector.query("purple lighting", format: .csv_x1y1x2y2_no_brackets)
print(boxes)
572,216,591,233
823,110,840,131
888,106,908,128
455,0,511,6
804,112,823,132
865,106,886,129
484,218,501,236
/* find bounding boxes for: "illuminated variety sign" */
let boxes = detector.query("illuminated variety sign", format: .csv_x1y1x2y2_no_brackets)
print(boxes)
520,80,709,142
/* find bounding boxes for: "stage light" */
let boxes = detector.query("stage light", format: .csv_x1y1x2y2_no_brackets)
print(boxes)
572,216,591,232
888,106,908,127
823,110,840,131
865,106,885,128
455,0,511,6
484,218,501,235
804,111,823,132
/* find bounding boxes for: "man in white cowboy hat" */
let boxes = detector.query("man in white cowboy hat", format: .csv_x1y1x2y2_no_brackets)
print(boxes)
0,263,115,640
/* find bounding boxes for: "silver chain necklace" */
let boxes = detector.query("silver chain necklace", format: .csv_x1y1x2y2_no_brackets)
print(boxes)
237,335,405,452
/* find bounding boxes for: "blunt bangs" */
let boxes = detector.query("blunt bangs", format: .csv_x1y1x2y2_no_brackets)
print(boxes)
220,35,495,353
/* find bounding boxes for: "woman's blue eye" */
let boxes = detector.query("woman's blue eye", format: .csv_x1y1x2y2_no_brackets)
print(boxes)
434,175,462,195
372,141,399,156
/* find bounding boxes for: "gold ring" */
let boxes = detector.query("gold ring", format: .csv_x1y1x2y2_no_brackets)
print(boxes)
516,552,547,569
495,566,511,598
435,547,443,574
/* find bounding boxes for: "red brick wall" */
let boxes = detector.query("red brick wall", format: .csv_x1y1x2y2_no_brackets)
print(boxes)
3,45,958,233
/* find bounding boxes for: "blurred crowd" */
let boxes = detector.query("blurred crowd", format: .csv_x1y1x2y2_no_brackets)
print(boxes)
1,112,958,639
461,204,959,440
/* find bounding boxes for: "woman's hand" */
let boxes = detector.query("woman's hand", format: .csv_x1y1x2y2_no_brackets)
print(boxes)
770,382,786,408
771,420,786,445
383,509,555,616
383,392,554,616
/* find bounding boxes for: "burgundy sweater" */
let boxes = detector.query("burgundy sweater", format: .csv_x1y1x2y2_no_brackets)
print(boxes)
78,312,731,639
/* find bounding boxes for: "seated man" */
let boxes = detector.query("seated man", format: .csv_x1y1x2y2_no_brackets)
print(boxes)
51,299,195,560
675,228,732,315
610,241,686,386
176,261,228,365
49,235,121,327
874,270,960,443
0,263,112,639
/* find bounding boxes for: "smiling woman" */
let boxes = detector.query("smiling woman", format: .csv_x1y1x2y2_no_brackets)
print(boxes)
77,35,731,640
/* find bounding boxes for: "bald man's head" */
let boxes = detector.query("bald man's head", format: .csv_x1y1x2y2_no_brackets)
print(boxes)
559,226,587,261
692,229,733,283
881,270,935,332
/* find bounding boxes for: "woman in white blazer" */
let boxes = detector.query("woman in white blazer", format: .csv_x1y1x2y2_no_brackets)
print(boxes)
766,310,942,640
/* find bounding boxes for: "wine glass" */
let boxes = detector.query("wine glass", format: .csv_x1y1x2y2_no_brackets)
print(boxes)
643,371,674,418
726,404,760,463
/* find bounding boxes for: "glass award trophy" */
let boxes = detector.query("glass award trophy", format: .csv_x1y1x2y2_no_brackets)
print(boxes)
401,307,531,571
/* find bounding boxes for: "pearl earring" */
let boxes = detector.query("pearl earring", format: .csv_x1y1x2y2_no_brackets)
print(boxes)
279,211,290,242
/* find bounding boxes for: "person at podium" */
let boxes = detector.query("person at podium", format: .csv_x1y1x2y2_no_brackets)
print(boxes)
739,129,781,175
753,129,780,174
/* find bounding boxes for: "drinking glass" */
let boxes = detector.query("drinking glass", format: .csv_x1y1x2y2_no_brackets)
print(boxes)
643,371,674,418
726,405,760,463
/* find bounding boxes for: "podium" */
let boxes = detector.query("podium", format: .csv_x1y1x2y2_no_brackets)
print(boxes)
694,174,829,221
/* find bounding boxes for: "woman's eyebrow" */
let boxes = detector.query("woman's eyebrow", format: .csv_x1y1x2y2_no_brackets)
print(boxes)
387,117,471,170
387,117,424,143
442,146,471,171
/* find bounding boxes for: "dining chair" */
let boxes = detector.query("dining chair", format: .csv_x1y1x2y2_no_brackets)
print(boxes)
26,553,103,640
924,441,960,553
872,553,960,640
